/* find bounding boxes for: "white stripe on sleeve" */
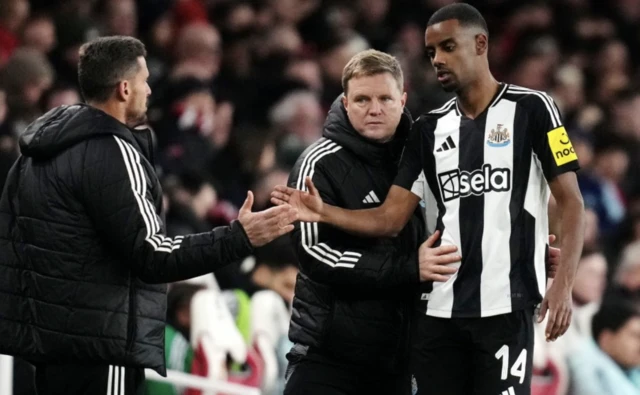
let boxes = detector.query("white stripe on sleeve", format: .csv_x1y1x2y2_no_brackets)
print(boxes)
113,136,183,253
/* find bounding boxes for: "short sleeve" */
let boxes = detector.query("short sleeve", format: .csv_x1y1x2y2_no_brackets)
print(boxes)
394,118,426,190
528,94,580,180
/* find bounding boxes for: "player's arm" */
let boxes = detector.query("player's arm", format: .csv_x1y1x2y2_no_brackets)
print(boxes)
272,120,425,238
530,94,585,341
321,184,420,238
80,137,295,284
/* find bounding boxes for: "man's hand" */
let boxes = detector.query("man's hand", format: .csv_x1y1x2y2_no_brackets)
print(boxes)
537,281,572,342
271,176,323,223
547,234,559,278
238,191,298,247
418,230,461,282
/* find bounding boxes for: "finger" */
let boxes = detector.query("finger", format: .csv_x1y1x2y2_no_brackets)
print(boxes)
271,197,288,206
434,245,458,255
560,309,572,337
276,224,295,236
240,191,253,214
537,300,548,324
270,191,290,203
435,254,462,265
549,246,560,258
261,204,293,219
424,230,440,248
276,209,299,227
274,185,294,193
547,309,561,341
432,265,458,274
425,274,451,282
305,177,319,196
548,234,556,245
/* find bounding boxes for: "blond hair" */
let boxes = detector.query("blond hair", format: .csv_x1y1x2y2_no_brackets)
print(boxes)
341,49,403,95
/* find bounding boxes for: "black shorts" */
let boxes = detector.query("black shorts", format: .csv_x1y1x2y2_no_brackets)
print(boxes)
35,363,145,395
410,309,534,395
284,344,411,395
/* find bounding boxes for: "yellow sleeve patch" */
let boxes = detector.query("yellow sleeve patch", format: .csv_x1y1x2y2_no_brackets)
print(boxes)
547,126,578,166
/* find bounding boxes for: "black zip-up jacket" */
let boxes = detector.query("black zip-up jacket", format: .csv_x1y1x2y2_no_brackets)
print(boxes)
0,104,253,375
287,97,425,372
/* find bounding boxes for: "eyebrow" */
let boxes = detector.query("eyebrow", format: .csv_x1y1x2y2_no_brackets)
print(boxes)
426,37,455,50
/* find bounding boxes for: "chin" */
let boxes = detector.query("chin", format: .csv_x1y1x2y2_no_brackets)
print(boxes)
441,82,459,93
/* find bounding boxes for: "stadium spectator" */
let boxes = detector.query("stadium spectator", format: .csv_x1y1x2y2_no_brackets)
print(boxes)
567,298,640,395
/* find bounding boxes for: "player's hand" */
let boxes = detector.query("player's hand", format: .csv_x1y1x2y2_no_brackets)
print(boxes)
538,281,572,342
238,191,298,247
271,177,323,223
547,234,559,279
418,230,461,282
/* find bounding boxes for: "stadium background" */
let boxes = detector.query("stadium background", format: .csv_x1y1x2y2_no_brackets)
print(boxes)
1,0,640,394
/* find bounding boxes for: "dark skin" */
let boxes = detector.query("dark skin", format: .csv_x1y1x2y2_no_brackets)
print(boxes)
272,19,584,342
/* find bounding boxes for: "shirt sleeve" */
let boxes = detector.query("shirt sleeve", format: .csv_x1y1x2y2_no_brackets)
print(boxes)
528,93,580,180
394,117,426,190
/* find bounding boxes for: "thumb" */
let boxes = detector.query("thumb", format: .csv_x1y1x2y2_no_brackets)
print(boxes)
548,234,556,245
240,190,254,214
425,230,441,248
537,300,548,324
305,176,318,196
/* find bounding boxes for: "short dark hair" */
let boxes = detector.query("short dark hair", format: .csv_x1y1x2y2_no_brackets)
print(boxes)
78,36,146,103
427,3,489,36
592,298,640,342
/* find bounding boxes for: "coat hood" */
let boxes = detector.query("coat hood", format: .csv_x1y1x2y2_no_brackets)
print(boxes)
19,104,142,159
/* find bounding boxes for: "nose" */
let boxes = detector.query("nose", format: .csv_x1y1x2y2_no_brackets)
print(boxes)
369,99,382,115
432,51,444,68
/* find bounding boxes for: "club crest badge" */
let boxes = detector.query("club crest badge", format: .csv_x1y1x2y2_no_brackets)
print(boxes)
487,124,510,147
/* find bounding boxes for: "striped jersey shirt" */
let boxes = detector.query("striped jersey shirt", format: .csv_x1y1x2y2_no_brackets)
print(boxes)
396,83,580,318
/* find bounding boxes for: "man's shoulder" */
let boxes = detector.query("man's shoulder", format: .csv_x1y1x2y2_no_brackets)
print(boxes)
290,138,347,184
504,85,556,111
414,98,458,129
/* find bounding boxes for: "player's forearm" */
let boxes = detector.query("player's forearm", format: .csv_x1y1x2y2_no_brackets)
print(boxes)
554,197,585,288
320,204,399,237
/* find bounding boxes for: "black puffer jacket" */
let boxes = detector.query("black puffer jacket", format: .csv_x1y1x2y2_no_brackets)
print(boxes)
0,104,253,374
288,97,425,372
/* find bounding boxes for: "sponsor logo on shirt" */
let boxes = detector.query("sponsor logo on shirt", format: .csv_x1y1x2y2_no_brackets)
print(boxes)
547,126,578,166
437,164,511,202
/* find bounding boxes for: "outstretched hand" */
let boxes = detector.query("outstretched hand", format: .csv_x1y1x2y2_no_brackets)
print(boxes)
271,176,324,223
238,191,298,247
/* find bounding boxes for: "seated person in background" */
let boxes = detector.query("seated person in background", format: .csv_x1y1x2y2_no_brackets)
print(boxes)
567,297,640,395
144,283,204,395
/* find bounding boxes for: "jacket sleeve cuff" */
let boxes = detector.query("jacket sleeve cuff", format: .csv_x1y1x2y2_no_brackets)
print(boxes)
230,219,254,255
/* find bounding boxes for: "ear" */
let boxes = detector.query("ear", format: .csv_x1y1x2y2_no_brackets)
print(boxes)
476,33,489,56
116,80,129,102
401,92,407,108
342,93,349,111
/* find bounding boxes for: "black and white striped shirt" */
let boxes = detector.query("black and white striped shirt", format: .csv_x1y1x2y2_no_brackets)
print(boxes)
396,83,580,318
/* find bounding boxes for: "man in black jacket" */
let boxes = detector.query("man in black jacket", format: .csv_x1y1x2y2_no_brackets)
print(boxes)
0,36,297,395
282,49,462,395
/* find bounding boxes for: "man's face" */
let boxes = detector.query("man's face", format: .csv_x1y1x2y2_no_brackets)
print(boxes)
342,73,406,143
603,317,640,369
572,253,607,304
425,19,481,93
124,57,151,127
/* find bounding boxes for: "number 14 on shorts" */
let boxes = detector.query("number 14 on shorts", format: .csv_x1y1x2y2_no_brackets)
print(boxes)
494,344,527,385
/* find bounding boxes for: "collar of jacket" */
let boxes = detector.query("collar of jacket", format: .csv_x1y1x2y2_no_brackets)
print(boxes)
322,95,413,167
19,103,153,161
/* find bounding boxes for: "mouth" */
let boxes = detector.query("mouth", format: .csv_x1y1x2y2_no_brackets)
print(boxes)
366,121,384,126
437,70,452,82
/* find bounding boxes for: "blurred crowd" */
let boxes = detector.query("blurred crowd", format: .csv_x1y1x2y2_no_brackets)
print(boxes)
2,0,640,394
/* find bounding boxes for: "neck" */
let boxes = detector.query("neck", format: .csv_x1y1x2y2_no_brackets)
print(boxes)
456,69,499,119
88,100,127,125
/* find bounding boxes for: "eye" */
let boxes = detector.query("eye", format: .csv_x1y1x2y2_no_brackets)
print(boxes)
445,44,455,52
426,50,435,59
